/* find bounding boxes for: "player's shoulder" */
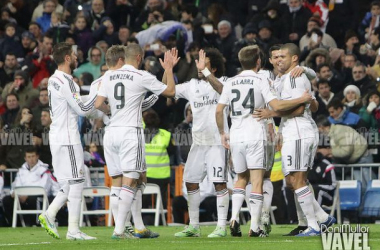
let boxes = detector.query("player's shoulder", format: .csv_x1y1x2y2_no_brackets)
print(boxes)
218,76,229,83
258,69,275,80
91,76,103,86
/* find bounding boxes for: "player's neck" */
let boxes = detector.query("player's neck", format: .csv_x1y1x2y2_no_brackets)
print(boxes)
125,60,139,69
284,63,299,74
58,65,72,75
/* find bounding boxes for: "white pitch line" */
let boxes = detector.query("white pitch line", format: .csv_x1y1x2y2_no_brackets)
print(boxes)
0,242,51,247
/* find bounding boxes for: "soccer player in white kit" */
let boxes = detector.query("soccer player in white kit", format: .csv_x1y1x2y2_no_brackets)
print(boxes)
94,44,176,239
88,45,159,238
38,43,109,240
173,48,230,238
216,45,313,237
274,43,335,236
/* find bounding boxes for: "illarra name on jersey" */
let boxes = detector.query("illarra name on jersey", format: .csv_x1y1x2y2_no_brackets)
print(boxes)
193,96,218,108
109,73,134,81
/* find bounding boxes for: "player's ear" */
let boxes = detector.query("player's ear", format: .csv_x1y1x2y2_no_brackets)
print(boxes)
211,67,217,74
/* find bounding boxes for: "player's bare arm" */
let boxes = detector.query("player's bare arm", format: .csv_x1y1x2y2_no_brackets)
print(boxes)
196,49,223,94
215,103,229,149
94,95,109,113
268,90,312,112
310,99,319,112
253,105,306,120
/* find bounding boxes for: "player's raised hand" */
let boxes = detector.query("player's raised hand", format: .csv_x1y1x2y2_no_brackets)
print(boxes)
290,66,304,78
195,49,206,70
169,48,180,66
301,89,313,103
221,133,230,149
159,51,174,70
252,108,272,121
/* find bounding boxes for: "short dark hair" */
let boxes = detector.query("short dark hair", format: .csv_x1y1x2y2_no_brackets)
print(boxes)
25,146,38,156
238,45,261,70
269,44,282,58
366,90,380,105
327,98,344,110
316,115,330,127
280,43,301,61
6,93,19,102
127,37,139,44
52,42,72,65
371,0,380,8
204,47,225,78
40,88,48,93
29,21,41,29
42,108,50,113
317,79,330,88
316,63,330,73
5,52,16,58
182,5,198,18
143,109,160,128
310,28,323,37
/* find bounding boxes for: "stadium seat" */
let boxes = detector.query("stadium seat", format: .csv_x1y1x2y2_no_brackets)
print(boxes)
12,186,49,228
80,187,112,227
339,180,362,210
141,183,167,226
361,180,380,217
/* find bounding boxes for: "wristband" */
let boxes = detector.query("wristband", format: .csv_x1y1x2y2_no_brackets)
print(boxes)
201,68,211,77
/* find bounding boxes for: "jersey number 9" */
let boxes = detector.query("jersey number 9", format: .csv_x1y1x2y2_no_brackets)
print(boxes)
114,82,125,109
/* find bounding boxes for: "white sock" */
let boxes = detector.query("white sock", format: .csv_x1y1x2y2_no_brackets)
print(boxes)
295,186,319,231
230,188,245,223
47,184,68,220
125,212,132,227
307,183,329,223
187,188,200,227
67,180,85,234
110,186,121,222
249,192,263,232
216,188,229,227
132,183,146,231
262,178,273,214
115,185,136,234
294,193,308,227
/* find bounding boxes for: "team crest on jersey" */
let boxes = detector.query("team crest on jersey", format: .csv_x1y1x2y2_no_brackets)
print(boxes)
72,93,80,101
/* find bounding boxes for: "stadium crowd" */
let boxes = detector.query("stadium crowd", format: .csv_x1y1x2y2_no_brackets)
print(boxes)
0,0,379,230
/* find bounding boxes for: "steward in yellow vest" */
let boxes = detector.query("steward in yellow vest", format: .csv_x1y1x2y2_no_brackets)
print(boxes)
146,128,172,179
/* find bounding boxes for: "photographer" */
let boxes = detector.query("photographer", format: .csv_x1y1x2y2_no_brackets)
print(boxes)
134,0,174,32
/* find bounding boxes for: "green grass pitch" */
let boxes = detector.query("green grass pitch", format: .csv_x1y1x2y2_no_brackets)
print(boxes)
0,224,379,250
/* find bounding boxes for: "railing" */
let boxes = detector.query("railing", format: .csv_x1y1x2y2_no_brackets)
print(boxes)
334,163,380,181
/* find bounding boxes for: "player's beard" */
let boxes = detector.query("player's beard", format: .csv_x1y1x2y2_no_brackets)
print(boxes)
69,59,77,71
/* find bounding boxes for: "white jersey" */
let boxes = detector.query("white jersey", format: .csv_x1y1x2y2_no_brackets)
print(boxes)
98,64,167,128
219,70,276,143
88,73,159,126
48,70,96,145
175,77,229,145
11,160,60,196
279,72,317,142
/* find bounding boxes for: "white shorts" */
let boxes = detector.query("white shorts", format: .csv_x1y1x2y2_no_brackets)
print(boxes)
50,144,84,181
281,137,317,175
230,140,266,174
184,145,227,183
104,127,146,177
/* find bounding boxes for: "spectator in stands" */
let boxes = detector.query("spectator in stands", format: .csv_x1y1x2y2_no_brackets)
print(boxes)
32,109,52,168
0,52,20,90
1,93,19,129
28,22,43,42
308,152,337,206
1,8,17,25
300,29,330,62
316,63,345,95
84,0,107,31
92,17,119,46
32,0,63,22
359,90,380,131
231,23,257,71
143,109,176,208
36,0,56,34
281,0,312,44
342,85,362,114
46,12,70,45
73,46,104,80
314,79,334,119
359,1,380,41
100,63,108,76
0,23,23,62
117,25,131,46
250,0,282,40
31,88,49,131
1,146,59,226
303,0,329,29
4,0,33,30
214,20,237,77
305,48,331,71
343,30,361,60
256,20,281,57
105,0,137,31
348,62,377,97
23,35,55,88
300,16,337,51
134,0,174,32
95,40,109,56
85,142,105,167
72,16,94,55
341,53,357,85
20,31,37,58
1,70,39,109
175,42,199,83
327,98,367,129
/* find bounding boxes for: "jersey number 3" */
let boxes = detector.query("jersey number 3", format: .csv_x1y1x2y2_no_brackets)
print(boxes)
114,82,125,109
